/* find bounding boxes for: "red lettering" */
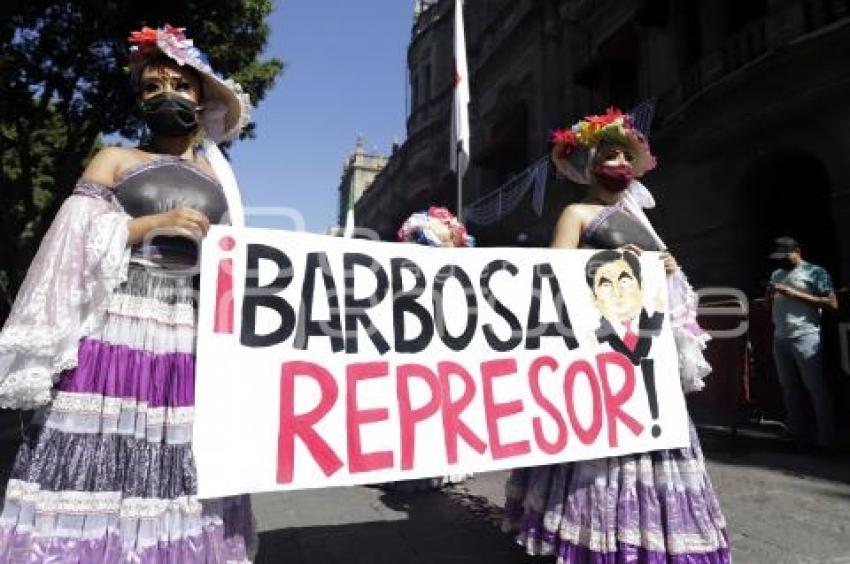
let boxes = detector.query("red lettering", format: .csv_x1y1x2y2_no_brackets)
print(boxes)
278,361,343,484
596,352,644,446
481,358,530,459
346,362,394,473
438,361,487,463
528,356,568,454
397,363,442,470
213,257,233,334
563,360,603,445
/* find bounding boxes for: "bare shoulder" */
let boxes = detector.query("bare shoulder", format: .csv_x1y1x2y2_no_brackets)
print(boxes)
557,203,597,226
552,203,593,249
80,147,140,188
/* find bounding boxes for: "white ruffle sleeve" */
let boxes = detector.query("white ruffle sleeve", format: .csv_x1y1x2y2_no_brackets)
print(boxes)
0,182,130,409
667,270,712,394
623,182,712,394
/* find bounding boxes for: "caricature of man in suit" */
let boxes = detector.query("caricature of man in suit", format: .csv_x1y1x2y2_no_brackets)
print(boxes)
585,249,664,365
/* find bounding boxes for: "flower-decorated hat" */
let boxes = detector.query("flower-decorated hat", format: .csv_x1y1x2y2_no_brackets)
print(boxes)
128,25,251,143
398,207,475,248
550,106,656,184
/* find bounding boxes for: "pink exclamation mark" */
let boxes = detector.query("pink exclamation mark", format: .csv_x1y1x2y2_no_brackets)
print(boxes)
214,236,236,334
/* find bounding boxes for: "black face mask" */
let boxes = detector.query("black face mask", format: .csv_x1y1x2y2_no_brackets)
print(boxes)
775,258,795,270
141,93,200,137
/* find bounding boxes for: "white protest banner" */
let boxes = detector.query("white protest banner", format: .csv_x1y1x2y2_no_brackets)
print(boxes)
193,227,690,498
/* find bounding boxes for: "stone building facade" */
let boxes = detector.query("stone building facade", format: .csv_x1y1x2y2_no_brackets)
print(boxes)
355,0,850,295
337,136,388,228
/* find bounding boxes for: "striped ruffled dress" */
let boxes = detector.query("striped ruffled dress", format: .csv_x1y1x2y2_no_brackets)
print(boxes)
502,420,730,563
501,201,731,563
0,159,255,562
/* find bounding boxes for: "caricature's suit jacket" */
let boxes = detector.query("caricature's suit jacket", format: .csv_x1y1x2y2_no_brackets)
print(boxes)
595,309,664,365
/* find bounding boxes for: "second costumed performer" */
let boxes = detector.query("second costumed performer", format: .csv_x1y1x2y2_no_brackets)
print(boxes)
502,107,731,563
0,26,256,562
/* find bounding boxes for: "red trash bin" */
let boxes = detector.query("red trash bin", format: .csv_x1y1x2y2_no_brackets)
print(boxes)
689,297,751,421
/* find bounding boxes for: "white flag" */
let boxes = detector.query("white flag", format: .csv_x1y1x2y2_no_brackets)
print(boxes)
450,0,470,178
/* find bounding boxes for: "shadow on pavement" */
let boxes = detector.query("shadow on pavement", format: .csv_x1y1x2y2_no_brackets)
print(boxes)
257,487,548,564
696,423,850,485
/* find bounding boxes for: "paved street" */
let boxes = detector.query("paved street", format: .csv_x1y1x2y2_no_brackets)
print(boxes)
1,412,849,563
248,424,850,564
252,482,539,564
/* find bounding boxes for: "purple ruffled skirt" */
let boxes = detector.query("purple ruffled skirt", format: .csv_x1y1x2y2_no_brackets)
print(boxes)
0,264,255,562
503,421,731,563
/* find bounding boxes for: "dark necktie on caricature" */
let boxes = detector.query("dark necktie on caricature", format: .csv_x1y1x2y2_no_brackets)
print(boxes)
623,319,638,352
596,309,663,366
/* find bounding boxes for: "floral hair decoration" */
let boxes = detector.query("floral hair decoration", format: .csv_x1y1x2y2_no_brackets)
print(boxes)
398,207,476,248
128,24,251,143
129,25,208,70
551,106,656,181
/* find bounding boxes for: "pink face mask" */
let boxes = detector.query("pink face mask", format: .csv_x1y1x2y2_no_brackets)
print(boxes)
592,164,634,193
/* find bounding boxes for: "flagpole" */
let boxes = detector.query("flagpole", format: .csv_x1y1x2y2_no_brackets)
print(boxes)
456,141,463,220
452,0,468,221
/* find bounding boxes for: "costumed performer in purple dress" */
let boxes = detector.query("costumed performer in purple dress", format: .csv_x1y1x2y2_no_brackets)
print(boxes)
0,25,257,562
502,107,731,563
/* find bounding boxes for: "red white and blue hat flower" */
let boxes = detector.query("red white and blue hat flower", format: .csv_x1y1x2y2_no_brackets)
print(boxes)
398,207,475,248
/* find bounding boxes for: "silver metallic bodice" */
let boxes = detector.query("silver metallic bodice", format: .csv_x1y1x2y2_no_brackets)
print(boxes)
113,156,227,265
582,206,661,251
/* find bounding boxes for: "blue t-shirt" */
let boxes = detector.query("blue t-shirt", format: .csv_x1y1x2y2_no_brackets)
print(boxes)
771,262,833,338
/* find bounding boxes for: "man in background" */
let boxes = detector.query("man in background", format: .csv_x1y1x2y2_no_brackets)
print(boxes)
769,236,838,450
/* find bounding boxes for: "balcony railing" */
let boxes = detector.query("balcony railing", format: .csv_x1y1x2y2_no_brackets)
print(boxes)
658,0,849,122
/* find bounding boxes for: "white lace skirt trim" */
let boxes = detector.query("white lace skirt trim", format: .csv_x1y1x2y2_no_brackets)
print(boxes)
0,480,212,549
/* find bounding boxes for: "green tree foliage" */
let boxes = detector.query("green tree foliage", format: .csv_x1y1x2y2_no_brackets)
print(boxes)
0,1,283,317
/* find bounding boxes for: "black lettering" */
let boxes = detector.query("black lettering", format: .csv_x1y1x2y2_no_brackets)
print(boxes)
294,252,344,352
240,244,295,347
391,258,434,353
343,253,390,354
480,260,523,351
433,264,477,351
526,263,578,350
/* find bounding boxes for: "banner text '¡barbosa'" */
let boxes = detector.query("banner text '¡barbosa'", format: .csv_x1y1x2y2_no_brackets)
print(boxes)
238,245,580,354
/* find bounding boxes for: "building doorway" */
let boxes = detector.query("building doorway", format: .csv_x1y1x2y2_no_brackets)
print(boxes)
740,150,838,295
